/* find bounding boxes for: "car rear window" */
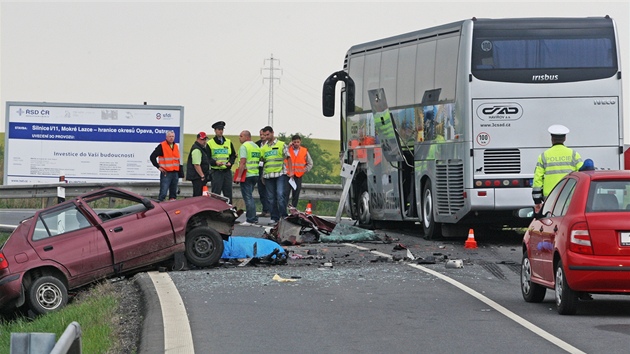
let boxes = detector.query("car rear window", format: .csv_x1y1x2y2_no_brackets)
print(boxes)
587,181,630,212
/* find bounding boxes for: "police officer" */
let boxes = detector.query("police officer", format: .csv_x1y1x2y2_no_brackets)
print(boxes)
208,121,237,203
532,124,583,212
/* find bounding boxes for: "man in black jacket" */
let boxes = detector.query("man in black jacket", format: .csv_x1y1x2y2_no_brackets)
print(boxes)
186,132,211,197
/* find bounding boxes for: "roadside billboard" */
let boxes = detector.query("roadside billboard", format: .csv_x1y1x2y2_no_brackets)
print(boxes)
4,102,184,185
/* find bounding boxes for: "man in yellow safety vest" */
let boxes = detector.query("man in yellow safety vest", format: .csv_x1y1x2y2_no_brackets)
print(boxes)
235,130,261,225
532,124,583,212
208,121,237,203
260,126,289,226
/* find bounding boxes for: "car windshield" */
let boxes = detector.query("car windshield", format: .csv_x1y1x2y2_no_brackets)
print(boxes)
586,181,630,212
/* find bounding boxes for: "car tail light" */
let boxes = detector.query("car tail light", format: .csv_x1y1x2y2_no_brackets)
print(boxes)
0,252,8,270
569,222,593,254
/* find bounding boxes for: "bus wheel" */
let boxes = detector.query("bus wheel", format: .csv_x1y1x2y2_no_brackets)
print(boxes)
422,180,441,240
356,181,373,228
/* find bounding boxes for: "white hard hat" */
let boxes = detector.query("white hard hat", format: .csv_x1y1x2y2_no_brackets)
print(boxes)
548,124,570,135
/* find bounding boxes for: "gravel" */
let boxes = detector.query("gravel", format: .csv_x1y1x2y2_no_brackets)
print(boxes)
109,276,144,354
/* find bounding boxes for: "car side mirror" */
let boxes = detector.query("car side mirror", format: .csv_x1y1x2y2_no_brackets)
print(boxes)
141,198,155,210
517,207,535,219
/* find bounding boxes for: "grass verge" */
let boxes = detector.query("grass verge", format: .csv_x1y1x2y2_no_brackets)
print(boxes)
0,281,123,354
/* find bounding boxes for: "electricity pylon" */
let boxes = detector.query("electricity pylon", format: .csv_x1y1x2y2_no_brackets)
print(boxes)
262,54,282,127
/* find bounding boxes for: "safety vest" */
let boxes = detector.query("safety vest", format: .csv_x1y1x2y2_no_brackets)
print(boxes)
261,140,286,175
208,138,231,170
533,144,583,198
244,141,261,177
157,141,180,172
285,146,308,177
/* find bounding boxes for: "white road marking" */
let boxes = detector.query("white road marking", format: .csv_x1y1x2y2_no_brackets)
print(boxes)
344,243,586,354
148,271,196,354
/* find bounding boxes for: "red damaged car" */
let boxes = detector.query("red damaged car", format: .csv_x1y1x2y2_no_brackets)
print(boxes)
521,170,630,315
0,187,237,316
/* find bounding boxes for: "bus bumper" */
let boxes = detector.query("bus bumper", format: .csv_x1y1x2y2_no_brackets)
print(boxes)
469,188,533,210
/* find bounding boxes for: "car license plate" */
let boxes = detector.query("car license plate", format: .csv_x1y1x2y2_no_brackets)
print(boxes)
621,232,630,246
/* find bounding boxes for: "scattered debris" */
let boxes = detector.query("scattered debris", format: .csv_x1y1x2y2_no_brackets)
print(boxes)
320,223,380,243
497,260,517,265
393,243,407,251
416,256,437,264
266,209,335,245
265,208,382,245
445,259,464,269
272,274,297,283
383,234,395,243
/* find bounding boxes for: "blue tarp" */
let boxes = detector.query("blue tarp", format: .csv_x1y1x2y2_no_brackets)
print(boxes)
222,236,286,259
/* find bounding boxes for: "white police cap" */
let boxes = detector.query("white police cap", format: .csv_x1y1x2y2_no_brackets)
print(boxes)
548,124,570,136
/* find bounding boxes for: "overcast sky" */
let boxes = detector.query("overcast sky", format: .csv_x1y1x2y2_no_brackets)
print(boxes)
1,1,628,140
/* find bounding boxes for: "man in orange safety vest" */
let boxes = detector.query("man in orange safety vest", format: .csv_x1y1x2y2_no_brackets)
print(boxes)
284,134,313,209
149,130,181,201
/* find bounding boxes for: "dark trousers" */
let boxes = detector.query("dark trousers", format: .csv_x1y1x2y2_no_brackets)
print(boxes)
265,174,288,222
210,169,233,203
284,176,303,208
159,171,180,201
257,175,270,213
241,176,258,223
191,178,206,197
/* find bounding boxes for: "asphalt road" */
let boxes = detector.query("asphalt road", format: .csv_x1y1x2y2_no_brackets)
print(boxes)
2,209,629,353
138,218,630,354
0,209,35,231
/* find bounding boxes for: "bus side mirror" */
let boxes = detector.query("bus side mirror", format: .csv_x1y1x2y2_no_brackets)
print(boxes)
322,71,355,117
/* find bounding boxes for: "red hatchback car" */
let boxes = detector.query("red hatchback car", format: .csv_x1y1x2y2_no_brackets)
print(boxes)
521,170,630,315
0,187,237,316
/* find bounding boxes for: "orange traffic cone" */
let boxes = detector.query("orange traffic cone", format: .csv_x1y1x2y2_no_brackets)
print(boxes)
465,228,478,249
202,185,210,197
305,201,312,215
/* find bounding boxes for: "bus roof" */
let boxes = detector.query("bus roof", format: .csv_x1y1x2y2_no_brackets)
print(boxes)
346,16,614,57
347,19,466,56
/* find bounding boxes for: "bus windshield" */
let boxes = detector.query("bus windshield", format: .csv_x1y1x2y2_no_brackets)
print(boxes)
472,24,618,83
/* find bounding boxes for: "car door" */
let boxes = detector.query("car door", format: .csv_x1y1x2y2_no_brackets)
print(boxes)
541,178,577,278
85,191,175,271
30,203,113,284
527,179,569,281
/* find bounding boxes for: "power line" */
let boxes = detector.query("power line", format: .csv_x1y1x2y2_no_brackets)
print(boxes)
261,54,282,127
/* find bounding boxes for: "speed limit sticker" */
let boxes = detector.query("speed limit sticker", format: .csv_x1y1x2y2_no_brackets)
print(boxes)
476,132,490,146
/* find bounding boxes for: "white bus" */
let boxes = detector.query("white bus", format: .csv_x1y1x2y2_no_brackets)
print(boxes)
322,16,624,239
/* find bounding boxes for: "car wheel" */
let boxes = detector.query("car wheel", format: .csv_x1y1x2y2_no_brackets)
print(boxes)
521,252,546,302
27,275,68,316
356,180,373,229
185,227,224,267
422,180,441,240
555,260,578,315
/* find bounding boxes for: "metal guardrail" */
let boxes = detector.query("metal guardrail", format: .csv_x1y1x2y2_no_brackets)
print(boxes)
0,182,343,208
10,321,82,354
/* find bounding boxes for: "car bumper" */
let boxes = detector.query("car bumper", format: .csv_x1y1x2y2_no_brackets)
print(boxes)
566,252,630,292
0,273,23,312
